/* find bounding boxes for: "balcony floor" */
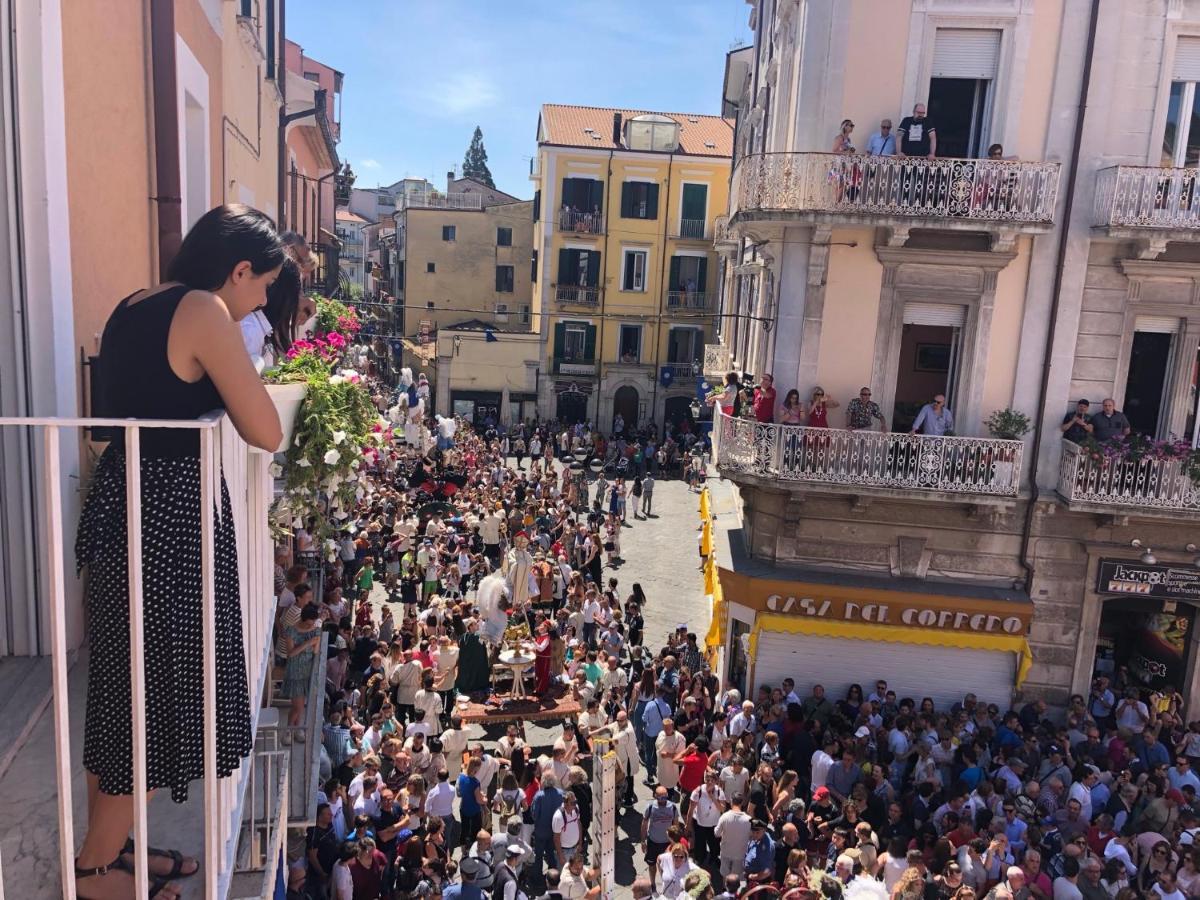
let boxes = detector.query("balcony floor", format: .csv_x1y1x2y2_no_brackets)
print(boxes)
0,651,245,899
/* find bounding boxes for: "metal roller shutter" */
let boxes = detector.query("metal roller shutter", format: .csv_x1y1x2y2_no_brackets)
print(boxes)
932,29,1002,80
753,631,1016,711
1174,37,1200,81
903,303,966,327
1135,315,1181,334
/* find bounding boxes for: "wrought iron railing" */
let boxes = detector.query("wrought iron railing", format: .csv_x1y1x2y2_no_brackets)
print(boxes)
554,284,601,305
730,152,1060,224
666,290,713,311
397,191,483,211
558,208,604,234
1057,439,1200,512
713,408,1024,496
664,361,701,380
1093,165,1200,230
703,343,732,378
677,218,708,239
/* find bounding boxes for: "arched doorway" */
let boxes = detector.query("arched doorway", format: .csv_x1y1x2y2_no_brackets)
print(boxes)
556,389,588,424
613,385,638,434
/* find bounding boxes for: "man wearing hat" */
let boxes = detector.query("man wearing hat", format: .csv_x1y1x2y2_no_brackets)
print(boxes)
495,844,528,900
1060,400,1093,444
744,819,776,884
445,856,488,900
492,816,531,880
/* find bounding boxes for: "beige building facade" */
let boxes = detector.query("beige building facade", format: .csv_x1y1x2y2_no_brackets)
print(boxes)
711,0,1200,710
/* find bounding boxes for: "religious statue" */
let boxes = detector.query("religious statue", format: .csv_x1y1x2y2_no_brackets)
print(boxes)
504,530,534,609
476,571,510,647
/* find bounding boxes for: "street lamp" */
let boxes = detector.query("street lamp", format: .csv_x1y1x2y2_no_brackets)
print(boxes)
690,398,702,420
1131,539,1157,565
691,360,700,378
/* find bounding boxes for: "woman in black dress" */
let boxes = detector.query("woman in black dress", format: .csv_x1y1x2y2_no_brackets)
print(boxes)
74,205,285,899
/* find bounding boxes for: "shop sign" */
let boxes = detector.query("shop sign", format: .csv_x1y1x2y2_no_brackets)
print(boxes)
718,568,1032,635
559,362,597,376
1096,558,1200,601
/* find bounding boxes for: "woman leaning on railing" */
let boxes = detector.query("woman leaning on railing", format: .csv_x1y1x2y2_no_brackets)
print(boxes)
74,204,286,899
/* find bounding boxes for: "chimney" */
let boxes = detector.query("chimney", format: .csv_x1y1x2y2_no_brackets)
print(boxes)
612,112,622,146
447,169,455,192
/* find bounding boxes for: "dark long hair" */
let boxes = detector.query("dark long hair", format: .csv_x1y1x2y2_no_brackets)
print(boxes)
262,256,302,352
167,203,285,291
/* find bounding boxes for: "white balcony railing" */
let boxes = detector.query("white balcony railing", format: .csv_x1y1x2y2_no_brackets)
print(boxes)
666,290,713,311
713,408,1024,497
703,342,732,379
554,284,601,305
1093,165,1200,230
731,152,1060,225
0,413,277,899
397,191,483,211
558,208,604,234
1057,439,1200,512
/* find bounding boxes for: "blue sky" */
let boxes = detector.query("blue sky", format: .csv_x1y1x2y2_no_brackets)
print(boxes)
287,0,750,200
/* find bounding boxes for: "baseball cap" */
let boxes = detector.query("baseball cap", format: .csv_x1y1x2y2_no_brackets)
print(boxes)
855,726,871,738
813,786,830,802
505,845,524,857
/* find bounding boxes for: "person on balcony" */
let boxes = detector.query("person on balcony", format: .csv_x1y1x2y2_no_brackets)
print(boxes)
911,395,955,436
706,372,741,417
846,388,888,432
1091,399,1132,442
833,119,857,154
867,120,897,156
1061,400,1095,444
74,204,286,899
778,390,806,425
897,103,937,160
752,374,777,424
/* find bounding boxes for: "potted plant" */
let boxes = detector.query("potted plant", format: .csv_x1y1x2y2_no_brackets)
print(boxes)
984,408,1031,489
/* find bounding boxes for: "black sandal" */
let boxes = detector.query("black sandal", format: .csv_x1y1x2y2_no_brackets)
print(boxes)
118,837,199,879
75,856,175,899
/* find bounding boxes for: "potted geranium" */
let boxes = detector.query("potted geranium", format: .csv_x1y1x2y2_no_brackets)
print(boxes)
984,408,1031,489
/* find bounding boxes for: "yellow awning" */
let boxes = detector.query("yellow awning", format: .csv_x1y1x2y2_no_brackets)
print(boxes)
747,613,1033,687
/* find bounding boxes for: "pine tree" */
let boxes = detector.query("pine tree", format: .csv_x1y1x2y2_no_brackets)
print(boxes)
462,126,495,188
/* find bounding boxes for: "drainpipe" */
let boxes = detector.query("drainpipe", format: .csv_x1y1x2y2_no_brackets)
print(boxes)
276,0,288,221
149,0,181,280
651,152,676,430
1019,0,1101,589
595,148,616,430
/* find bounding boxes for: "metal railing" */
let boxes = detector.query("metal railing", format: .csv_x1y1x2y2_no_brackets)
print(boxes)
397,191,483,211
730,152,1060,224
666,290,713,311
0,413,278,899
558,209,604,234
713,408,1024,496
554,284,601,305
664,362,702,380
1093,165,1200,230
703,343,732,378
1058,439,1200,512
676,218,708,239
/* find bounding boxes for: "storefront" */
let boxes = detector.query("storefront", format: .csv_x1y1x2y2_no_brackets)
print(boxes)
709,567,1034,710
450,390,502,428
1086,558,1200,695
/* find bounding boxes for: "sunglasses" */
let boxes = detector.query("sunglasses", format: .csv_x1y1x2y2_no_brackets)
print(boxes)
861,392,872,397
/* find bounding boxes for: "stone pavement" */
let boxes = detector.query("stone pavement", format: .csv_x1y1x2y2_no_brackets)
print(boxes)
365,467,733,897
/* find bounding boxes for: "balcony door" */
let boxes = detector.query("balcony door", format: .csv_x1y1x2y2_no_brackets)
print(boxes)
668,327,703,364
927,29,1000,158
892,304,964,432
679,183,708,238
1164,38,1200,167
669,255,707,293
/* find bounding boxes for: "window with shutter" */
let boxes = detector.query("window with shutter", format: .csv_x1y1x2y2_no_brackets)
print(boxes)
495,265,514,293
533,190,541,222
622,250,647,291
557,248,575,285
668,256,682,292
584,251,601,287
554,321,567,358
531,249,538,284
584,324,597,360
497,227,512,247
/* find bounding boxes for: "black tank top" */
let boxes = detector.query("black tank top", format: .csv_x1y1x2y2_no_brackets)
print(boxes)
97,284,225,457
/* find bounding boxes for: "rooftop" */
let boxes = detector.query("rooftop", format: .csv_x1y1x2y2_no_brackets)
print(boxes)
335,208,371,224
538,104,733,157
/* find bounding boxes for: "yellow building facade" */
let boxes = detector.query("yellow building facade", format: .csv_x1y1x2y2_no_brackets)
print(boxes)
530,105,732,429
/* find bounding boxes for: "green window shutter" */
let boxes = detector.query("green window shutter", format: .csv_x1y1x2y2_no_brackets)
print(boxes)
589,180,604,213
587,251,601,287
647,183,660,219
554,321,566,358
533,190,540,222
697,257,708,292
623,252,635,290
669,256,682,292
584,324,597,360
620,183,633,218
557,248,572,284
531,249,538,284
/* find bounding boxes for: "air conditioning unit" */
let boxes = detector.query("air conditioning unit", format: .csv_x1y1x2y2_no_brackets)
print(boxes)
494,304,509,322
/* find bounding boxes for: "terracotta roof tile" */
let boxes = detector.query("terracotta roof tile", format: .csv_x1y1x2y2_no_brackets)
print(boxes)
539,104,733,158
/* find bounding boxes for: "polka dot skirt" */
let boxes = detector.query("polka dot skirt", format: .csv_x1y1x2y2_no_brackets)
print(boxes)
76,447,253,802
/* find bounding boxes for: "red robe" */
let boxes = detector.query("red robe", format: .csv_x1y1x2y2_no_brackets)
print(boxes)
533,634,553,694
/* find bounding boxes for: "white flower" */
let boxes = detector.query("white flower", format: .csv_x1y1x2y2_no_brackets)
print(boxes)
332,430,347,445
292,517,303,528
268,462,283,478
323,448,341,465
296,457,311,468
329,374,346,385
327,475,341,493
334,508,349,520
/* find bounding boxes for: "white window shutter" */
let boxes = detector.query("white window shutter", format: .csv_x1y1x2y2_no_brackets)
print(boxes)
903,303,967,327
1135,315,1181,334
932,29,1002,80
1174,37,1200,81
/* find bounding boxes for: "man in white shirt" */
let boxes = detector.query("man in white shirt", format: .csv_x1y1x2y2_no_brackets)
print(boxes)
552,790,584,864
811,739,836,794
1153,870,1187,900
554,723,581,766
599,656,629,697
868,679,889,706
715,793,753,876
1067,769,1096,822
687,770,727,867
352,775,382,819
348,759,382,803
469,744,504,797
719,757,750,801
729,701,757,738
425,768,458,848
1115,691,1151,734
440,716,470,778
608,711,640,808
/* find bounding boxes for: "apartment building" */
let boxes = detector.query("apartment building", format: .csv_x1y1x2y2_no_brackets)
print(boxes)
0,1,339,895
396,174,534,411
708,0,1200,710
336,208,371,293
530,105,733,429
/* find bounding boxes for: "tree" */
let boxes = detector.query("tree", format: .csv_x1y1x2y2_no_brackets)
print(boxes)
462,126,495,188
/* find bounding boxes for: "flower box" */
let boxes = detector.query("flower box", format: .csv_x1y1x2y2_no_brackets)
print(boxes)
265,382,307,453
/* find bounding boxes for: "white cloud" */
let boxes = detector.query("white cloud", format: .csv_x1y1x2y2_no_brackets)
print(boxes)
431,72,499,116
360,158,381,169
